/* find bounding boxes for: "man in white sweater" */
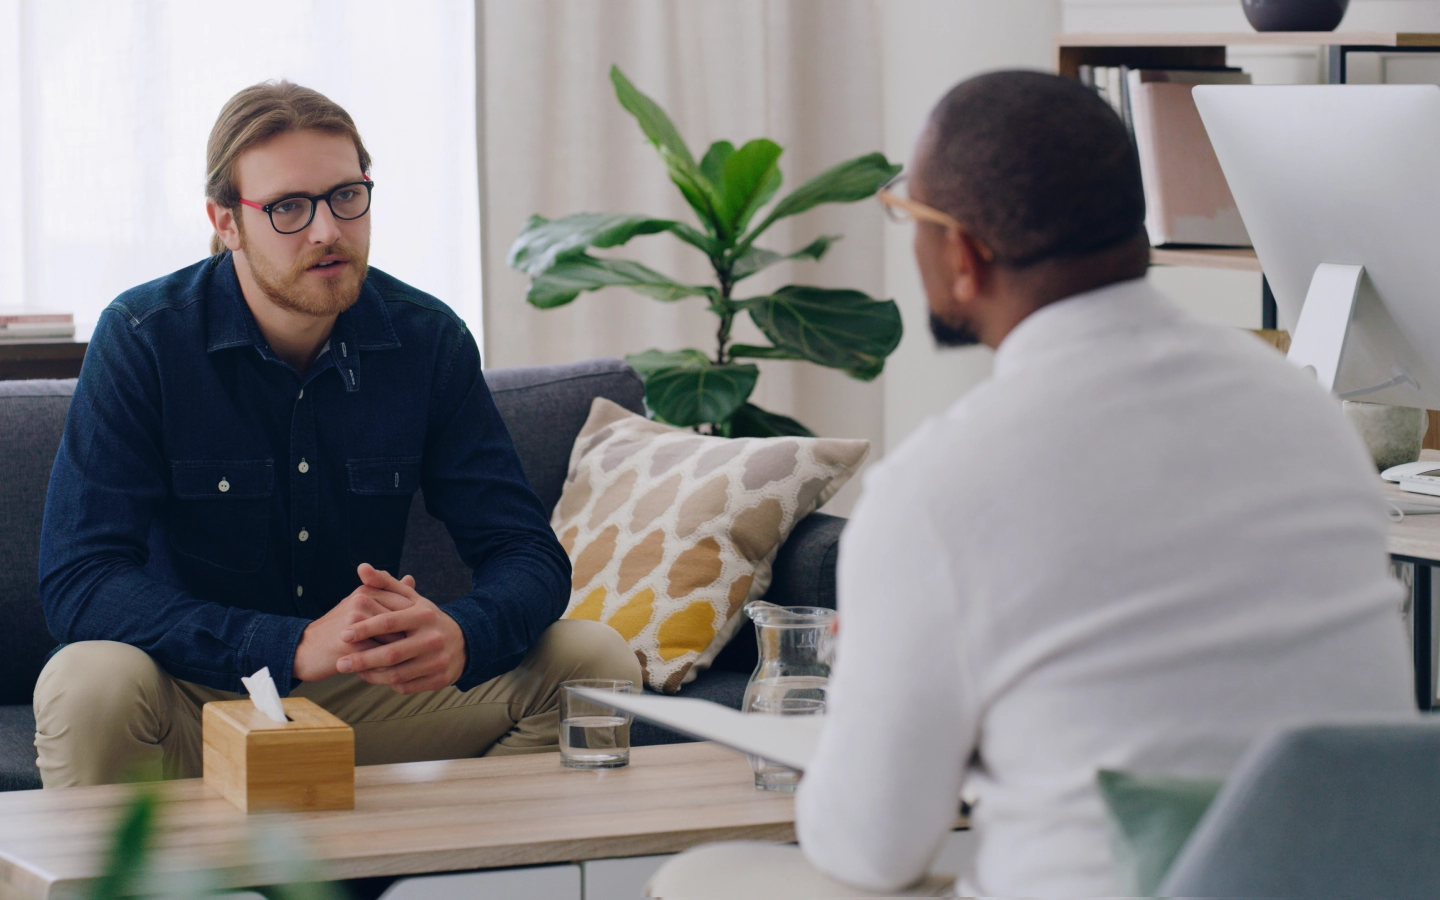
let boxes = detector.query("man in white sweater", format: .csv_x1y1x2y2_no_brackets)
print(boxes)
648,71,1414,897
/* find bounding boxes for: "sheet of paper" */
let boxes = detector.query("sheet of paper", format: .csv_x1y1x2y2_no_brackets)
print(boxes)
240,666,288,723
571,688,824,772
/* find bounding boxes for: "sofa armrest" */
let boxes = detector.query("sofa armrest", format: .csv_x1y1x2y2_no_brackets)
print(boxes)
707,511,845,674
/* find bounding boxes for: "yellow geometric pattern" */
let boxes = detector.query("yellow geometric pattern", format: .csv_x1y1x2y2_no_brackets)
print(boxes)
553,398,868,692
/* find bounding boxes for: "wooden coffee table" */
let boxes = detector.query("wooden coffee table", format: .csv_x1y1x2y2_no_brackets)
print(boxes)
0,742,794,900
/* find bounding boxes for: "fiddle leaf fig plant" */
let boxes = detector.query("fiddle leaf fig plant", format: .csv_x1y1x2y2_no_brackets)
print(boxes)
508,65,904,437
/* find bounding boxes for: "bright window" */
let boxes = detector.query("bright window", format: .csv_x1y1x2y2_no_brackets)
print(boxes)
0,0,481,343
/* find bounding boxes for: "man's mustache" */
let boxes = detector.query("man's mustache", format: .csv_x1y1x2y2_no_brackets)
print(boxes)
288,243,361,279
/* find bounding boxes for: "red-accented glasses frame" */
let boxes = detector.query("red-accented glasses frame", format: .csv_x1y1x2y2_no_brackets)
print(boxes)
238,175,374,235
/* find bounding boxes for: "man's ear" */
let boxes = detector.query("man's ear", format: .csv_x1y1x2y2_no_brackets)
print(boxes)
944,226,993,306
206,200,243,252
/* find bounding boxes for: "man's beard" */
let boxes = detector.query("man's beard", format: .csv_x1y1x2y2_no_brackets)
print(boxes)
929,311,981,348
239,226,368,318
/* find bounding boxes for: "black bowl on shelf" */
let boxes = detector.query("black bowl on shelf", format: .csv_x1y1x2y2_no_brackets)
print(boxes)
1242,0,1349,32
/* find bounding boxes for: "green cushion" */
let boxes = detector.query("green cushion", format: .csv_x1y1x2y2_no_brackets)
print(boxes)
1096,769,1224,897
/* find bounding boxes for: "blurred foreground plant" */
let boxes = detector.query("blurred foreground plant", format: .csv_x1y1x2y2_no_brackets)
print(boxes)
90,781,347,900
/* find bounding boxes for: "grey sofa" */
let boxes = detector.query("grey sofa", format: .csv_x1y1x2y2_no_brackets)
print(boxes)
0,358,843,791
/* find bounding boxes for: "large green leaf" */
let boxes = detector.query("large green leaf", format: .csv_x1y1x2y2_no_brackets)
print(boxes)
746,285,903,380
508,213,714,275
699,141,734,186
660,146,727,237
725,402,815,438
627,352,759,427
625,347,712,378
611,66,726,236
730,234,840,281
610,65,696,167
743,153,902,246
727,343,804,361
527,255,715,309
719,139,783,235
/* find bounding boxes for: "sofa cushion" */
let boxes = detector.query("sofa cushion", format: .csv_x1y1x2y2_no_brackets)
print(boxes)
0,706,40,791
486,359,646,514
399,359,645,605
553,399,866,693
709,511,844,675
630,669,749,747
0,380,74,705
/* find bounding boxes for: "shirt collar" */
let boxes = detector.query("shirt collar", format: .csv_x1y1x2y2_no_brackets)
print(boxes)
204,252,402,367
991,277,1179,379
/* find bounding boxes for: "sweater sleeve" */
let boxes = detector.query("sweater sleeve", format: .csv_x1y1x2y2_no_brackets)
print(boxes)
795,466,977,892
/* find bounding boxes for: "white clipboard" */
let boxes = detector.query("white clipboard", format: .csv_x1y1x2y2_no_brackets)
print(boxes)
571,688,824,772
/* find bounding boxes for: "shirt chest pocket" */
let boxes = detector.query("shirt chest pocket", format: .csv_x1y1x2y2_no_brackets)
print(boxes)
168,460,274,573
346,458,422,572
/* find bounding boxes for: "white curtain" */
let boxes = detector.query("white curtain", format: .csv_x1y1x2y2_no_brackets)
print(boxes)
0,0,481,342
479,0,888,513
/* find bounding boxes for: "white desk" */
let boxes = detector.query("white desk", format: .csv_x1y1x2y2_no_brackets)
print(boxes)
1383,449,1440,710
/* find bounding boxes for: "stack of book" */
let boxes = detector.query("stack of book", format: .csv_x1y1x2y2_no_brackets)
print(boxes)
0,311,75,341
1078,65,1252,248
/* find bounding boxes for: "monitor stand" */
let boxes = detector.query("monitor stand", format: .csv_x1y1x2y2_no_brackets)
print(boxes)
1286,263,1364,392
1286,263,1420,400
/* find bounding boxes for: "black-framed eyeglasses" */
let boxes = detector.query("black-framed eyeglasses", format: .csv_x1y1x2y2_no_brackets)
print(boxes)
239,177,374,235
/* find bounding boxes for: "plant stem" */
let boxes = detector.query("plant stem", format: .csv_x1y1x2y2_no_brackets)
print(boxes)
715,269,734,365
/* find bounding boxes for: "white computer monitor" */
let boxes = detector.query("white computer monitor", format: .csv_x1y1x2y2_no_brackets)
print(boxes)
1194,84,1440,410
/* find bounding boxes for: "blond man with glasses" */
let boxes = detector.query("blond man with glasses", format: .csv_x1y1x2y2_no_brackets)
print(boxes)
34,81,640,787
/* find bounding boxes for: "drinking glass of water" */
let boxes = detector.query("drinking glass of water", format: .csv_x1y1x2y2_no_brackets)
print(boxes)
559,679,635,769
749,696,825,791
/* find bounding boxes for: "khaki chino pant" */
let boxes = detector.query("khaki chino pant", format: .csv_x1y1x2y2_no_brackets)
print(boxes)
33,619,640,788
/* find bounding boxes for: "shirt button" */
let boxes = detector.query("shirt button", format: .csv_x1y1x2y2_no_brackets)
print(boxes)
218,478,229,493
298,388,304,400
298,459,309,474
298,529,309,542
296,585,304,597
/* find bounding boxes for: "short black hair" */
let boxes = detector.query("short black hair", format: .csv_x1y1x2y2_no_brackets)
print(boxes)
918,70,1146,268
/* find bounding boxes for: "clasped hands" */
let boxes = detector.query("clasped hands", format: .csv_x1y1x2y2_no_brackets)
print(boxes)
292,563,466,694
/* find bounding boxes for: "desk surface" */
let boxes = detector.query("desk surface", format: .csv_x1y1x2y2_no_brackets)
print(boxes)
0,742,794,900
1386,451,1440,564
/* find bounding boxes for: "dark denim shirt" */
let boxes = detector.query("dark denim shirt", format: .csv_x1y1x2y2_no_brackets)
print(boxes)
39,253,570,694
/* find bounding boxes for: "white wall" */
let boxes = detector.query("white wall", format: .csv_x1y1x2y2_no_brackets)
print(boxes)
480,1,1440,461
478,0,1069,502
876,0,1063,454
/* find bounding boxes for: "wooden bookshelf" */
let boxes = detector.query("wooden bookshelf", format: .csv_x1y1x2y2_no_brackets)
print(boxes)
1058,32,1440,79
1062,32,1440,289
0,340,86,380
1149,247,1261,272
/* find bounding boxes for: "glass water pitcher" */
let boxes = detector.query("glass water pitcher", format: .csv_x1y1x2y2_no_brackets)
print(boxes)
741,602,835,712
741,603,836,790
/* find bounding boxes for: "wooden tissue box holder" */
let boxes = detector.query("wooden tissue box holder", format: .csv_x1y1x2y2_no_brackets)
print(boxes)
202,696,354,813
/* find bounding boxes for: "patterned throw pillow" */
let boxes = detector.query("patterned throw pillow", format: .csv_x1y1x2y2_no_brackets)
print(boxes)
554,398,868,693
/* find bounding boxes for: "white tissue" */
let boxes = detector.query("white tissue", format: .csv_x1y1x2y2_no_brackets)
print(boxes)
241,666,289,723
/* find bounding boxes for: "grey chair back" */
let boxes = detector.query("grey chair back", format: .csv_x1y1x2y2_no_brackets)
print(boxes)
1159,719,1440,898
